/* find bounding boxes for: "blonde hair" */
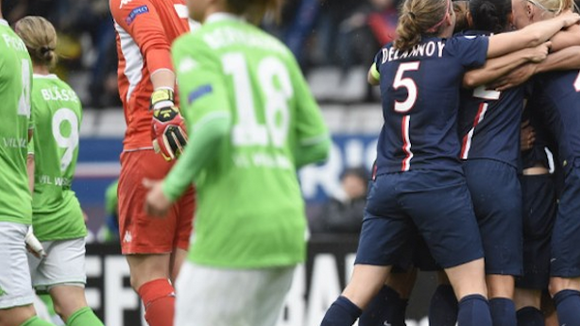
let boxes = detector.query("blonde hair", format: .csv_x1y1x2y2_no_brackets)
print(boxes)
14,16,58,68
528,0,576,15
226,0,283,24
395,0,451,50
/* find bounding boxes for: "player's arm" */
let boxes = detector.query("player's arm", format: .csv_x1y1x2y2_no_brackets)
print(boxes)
368,63,380,86
492,46,580,91
486,12,579,58
547,24,580,52
289,56,330,168
111,0,187,159
145,37,232,215
462,43,550,88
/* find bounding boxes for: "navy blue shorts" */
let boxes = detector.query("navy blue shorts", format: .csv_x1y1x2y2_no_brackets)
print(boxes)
355,169,483,269
551,164,580,278
463,159,523,276
516,174,556,290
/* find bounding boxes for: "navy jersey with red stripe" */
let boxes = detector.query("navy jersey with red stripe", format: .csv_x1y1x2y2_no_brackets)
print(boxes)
374,35,489,175
529,69,580,174
457,31,524,168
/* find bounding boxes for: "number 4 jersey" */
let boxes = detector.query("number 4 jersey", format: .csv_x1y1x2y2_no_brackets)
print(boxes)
0,20,33,225
28,74,86,241
171,15,329,268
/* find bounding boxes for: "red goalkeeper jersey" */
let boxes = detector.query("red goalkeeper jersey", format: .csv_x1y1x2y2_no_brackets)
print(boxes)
111,0,190,151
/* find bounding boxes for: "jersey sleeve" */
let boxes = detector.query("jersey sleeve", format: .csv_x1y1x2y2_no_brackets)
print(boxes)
447,35,489,69
371,49,384,81
110,0,174,75
288,55,330,165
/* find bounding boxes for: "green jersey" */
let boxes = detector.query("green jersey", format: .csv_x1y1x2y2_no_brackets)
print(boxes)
0,20,33,224
170,14,329,268
29,74,86,241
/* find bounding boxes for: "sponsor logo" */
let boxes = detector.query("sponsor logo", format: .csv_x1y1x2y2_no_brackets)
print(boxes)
123,231,132,243
125,5,149,25
187,85,213,105
0,286,6,297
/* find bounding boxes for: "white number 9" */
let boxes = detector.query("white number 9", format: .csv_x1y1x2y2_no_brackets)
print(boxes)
52,108,79,172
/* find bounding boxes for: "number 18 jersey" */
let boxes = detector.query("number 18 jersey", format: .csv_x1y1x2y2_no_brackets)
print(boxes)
172,15,328,268
0,20,33,225
373,35,488,175
29,74,86,241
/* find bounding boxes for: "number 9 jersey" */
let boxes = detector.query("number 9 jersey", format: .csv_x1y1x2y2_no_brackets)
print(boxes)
372,35,488,175
28,74,86,241
0,20,33,225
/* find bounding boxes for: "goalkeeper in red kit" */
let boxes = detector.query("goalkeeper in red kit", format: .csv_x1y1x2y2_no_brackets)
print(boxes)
110,1,194,325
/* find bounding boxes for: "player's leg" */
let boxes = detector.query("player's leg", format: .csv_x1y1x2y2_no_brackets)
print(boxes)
404,170,491,326
27,239,103,326
321,173,412,326
118,150,192,326
548,168,580,326
170,186,195,283
464,160,523,326
0,222,56,326
515,172,556,326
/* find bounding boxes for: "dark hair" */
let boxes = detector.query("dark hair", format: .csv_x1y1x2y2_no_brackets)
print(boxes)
226,0,283,24
340,167,370,182
395,0,451,50
469,0,512,34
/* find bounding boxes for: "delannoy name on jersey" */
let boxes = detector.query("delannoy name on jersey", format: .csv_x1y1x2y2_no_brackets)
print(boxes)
381,40,446,63
40,86,79,102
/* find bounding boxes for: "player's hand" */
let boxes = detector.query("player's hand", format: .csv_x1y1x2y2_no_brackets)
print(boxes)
528,42,551,63
491,63,536,91
520,120,536,151
559,12,580,28
25,227,47,259
143,178,172,217
150,89,188,161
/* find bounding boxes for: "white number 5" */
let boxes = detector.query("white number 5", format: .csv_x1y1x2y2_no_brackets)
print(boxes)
393,62,420,113
574,71,580,92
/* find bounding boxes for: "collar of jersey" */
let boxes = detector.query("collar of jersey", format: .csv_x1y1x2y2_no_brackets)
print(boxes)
205,13,244,24
0,19,8,26
33,73,58,79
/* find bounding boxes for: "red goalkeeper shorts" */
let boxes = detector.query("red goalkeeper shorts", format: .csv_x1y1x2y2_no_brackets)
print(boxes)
118,150,195,254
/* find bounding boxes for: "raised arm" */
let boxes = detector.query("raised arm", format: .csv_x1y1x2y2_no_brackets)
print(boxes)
549,24,580,52
487,12,579,58
463,42,550,88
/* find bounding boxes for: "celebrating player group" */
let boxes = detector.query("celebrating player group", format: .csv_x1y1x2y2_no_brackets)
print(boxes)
2,0,580,325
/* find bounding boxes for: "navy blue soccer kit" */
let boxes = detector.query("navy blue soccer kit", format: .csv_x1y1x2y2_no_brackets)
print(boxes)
356,35,489,270
457,30,524,277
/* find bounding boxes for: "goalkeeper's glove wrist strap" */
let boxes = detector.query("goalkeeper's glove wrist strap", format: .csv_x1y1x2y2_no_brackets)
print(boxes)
150,89,175,110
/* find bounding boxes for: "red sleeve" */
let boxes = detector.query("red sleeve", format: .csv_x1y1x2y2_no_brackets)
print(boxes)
111,0,174,74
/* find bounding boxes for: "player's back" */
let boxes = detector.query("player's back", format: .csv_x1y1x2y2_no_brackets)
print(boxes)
0,20,33,224
29,75,85,240
374,35,489,174
173,16,328,268
531,69,580,173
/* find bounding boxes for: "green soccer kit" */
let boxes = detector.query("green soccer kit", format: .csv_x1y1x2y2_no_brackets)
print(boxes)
164,14,330,268
28,74,86,241
0,20,33,224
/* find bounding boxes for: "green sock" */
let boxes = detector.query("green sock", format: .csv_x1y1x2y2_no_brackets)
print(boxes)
66,307,104,326
38,294,58,318
20,316,57,326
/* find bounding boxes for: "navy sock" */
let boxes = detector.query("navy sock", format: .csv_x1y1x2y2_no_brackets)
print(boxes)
457,294,492,326
359,285,406,326
321,296,362,326
429,284,458,326
516,306,544,326
489,297,516,326
553,289,580,326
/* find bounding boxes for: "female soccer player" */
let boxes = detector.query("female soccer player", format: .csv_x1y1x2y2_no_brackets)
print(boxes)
319,0,579,324
509,1,580,325
0,4,54,326
15,16,104,326
144,0,330,325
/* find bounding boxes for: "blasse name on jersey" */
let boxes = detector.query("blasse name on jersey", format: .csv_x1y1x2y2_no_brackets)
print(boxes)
40,87,79,102
381,40,446,63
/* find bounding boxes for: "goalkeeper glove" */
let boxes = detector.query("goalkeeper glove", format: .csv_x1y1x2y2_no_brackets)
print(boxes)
150,89,188,161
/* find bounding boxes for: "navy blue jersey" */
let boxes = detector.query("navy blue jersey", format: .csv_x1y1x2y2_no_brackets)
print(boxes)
457,31,524,168
530,69,580,174
374,35,489,174
520,104,554,171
